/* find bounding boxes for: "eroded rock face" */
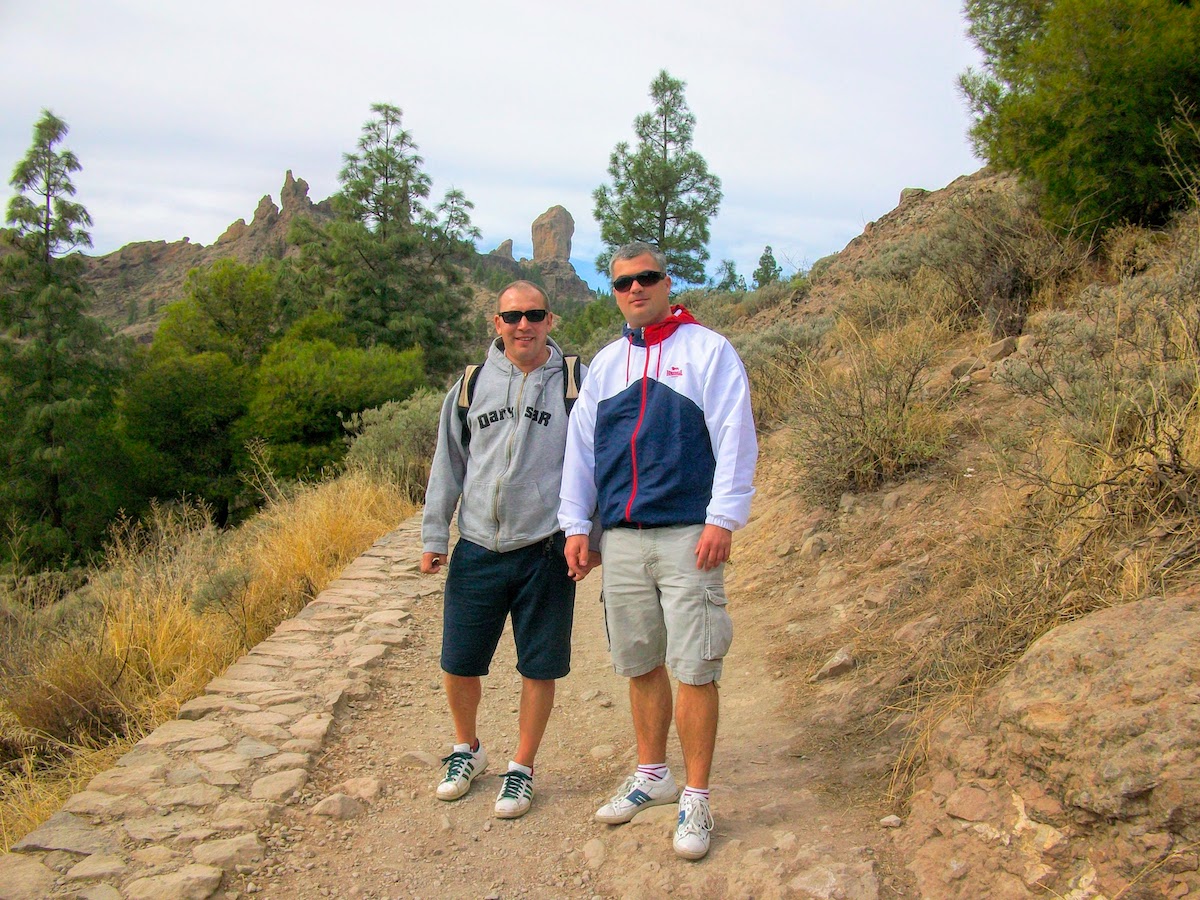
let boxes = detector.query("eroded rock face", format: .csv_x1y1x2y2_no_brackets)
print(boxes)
896,593,1200,899
532,205,573,262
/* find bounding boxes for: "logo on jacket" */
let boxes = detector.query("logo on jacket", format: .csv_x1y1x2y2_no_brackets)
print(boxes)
665,365,684,377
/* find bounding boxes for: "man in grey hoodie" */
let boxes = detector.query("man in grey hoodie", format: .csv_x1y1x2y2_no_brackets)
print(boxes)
421,280,597,819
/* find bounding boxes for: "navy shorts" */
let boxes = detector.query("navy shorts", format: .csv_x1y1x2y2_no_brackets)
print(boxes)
441,533,576,680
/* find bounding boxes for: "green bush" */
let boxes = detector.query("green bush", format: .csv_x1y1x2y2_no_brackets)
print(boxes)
343,388,444,502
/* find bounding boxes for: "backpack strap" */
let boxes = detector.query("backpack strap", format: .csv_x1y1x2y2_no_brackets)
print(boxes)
563,355,582,413
455,354,582,448
456,364,482,448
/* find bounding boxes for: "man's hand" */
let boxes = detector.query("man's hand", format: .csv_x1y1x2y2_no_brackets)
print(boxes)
420,551,446,575
694,525,732,570
564,534,599,581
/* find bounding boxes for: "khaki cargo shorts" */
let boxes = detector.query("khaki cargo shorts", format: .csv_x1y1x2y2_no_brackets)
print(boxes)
599,524,733,685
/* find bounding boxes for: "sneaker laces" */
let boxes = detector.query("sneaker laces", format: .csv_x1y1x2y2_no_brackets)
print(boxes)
498,769,532,800
678,795,714,838
441,750,474,779
610,773,642,804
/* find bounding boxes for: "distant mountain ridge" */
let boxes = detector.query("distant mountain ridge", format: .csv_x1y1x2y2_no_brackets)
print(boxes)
77,173,592,341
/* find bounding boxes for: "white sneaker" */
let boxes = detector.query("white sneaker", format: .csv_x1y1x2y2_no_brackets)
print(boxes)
436,744,488,800
673,793,714,860
594,770,679,824
494,769,534,818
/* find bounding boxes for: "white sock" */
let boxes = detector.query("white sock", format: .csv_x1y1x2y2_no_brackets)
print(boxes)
682,786,710,801
508,761,533,776
637,763,670,781
453,739,481,755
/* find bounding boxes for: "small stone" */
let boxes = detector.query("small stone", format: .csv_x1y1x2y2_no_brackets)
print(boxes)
811,647,856,682
312,794,365,820
880,815,903,828
589,745,616,760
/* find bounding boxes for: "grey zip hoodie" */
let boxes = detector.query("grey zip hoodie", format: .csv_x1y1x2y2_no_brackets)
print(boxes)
422,336,586,555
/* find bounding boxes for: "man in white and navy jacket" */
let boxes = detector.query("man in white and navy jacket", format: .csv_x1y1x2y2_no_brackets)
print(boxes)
559,241,758,861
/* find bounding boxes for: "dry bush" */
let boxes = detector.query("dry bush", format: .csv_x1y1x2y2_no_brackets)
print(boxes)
733,316,833,430
839,270,963,335
859,188,1088,337
0,471,413,848
787,316,954,502
997,264,1200,538
879,215,1200,799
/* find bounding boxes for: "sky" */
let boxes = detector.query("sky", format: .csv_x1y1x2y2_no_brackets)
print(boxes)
0,1,984,290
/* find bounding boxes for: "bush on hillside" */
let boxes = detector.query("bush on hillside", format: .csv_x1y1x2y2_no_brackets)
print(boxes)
858,189,1087,337
997,255,1200,533
342,389,443,502
732,317,833,430
787,316,954,502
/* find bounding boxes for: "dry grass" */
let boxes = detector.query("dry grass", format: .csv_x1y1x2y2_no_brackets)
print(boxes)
0,470,414,848
878,213,1200,799
786,314,956,502
773,204,1200,806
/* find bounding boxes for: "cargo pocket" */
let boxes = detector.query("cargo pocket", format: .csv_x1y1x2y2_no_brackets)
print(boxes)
600,591,612,652
701,585,733,661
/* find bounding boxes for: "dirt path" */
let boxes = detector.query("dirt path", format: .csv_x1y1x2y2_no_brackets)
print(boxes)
251,517,912,900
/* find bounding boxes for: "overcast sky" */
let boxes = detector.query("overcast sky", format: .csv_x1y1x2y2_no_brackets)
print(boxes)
1,1,983,289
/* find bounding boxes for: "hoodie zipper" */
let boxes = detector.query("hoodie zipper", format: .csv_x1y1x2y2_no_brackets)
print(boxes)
492,369,529,550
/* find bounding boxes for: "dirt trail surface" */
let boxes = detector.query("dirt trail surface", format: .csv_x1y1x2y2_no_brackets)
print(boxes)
251,511,912,900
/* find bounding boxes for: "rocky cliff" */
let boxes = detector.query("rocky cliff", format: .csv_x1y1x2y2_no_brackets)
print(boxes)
79,181,594,341
80,172,333,341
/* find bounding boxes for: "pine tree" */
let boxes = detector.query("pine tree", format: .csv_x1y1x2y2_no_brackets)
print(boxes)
752,245,782,289
0,111,130,569
960,0,1200,229
593,71,723,286
289,103,473,378
711,259,746,293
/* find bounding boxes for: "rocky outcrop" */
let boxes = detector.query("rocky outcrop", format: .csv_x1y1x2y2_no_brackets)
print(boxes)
80,171,334,340
79,186,595,340
532,205,573,261
897,592,1200,899
528,206,592,302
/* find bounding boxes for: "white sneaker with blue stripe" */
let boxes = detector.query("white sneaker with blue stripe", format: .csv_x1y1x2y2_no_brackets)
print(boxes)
673,792,714,860
595,770,679,824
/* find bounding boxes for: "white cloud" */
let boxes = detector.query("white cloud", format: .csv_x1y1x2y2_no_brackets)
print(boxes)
0,0,983,284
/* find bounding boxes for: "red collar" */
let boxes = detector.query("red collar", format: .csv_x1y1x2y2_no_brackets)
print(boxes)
624,305,698,347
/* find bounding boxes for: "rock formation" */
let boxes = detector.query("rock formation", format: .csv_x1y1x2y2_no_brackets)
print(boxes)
532,206,573,261
529,205,592,302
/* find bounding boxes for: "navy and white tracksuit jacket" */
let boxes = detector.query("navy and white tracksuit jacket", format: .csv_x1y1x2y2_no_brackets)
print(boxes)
558,306,757,537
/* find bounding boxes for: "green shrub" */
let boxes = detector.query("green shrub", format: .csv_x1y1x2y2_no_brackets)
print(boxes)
342,388,444,502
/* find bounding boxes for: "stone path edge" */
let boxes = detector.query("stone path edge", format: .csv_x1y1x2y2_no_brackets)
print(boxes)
0,517,432,900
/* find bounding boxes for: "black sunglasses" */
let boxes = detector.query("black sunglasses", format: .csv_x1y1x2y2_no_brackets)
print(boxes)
612,270,666,293
498,308,549,324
